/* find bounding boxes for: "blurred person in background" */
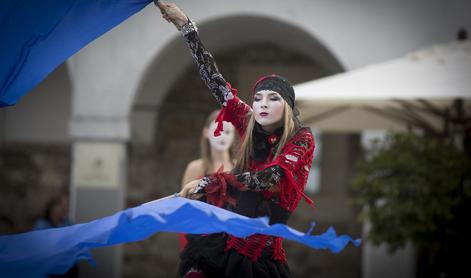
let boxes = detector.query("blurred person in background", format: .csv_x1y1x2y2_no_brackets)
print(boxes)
34,193,72,230
33,192,78,278
179,110,236,250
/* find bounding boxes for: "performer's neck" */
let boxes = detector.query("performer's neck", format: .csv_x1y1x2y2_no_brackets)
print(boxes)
210,148,231,165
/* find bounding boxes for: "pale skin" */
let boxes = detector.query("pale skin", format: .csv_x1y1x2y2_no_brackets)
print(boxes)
155,1,188,28
252,90,285,133
156,1,287,197
181,123,234,186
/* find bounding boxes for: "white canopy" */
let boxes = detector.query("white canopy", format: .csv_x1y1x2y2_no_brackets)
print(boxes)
294,40,471,132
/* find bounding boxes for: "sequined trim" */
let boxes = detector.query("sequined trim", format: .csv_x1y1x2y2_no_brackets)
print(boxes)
181,20,198,36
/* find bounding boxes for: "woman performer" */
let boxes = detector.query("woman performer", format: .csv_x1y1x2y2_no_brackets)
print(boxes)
157,2,316,277
181,110,236,187
180,110,236,250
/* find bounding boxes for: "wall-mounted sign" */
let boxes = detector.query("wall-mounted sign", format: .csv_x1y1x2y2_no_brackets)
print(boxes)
72,142,125,188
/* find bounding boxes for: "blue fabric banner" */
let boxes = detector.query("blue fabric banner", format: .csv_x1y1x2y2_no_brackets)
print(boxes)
0,0,152,107
0,197,360,277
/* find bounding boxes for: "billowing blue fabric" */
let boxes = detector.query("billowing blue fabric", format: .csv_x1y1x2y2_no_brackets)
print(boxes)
0,0,152,107
0,197,360,277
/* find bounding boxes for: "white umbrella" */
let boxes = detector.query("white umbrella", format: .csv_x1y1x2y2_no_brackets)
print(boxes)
295,41,471,132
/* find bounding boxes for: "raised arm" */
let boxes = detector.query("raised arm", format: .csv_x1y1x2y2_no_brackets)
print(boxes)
157,1,252,137
156,1,235,107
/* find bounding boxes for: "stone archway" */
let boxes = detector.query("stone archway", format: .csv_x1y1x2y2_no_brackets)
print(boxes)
153,42,332,197
131,15,343,146
0,63,72,234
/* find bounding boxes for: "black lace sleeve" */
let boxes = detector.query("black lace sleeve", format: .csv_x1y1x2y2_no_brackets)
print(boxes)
194,165,285,194
184,31,235,106
233,166,285,191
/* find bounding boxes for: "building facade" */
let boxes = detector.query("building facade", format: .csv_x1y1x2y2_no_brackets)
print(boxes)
1,0,470,277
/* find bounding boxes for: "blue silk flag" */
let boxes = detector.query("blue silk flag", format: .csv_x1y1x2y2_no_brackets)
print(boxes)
0,197,360,278
0,0,153,107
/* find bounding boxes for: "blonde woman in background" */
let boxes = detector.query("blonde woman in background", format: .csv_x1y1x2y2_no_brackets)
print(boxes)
181,110,235,186
179,110,236,250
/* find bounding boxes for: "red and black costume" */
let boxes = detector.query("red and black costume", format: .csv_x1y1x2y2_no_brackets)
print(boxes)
179,20,315,278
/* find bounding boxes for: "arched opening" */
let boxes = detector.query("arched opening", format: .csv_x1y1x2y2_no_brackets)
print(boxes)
0,63,72,143
0,63,73,235
131,15,343,145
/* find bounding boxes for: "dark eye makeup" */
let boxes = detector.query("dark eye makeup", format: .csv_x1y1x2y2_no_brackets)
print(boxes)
254,94,281,102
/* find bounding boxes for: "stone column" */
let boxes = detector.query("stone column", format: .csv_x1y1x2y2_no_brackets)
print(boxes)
69,117,129,278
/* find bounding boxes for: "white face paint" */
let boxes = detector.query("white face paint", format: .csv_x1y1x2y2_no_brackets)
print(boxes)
207,121,235,151
252,90,285,132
